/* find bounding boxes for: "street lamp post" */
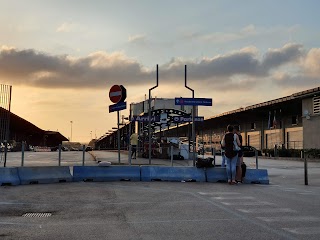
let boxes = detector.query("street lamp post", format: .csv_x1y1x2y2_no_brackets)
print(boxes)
70,121,73,141
90,131,92,140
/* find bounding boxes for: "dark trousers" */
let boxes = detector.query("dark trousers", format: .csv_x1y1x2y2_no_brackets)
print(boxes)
131,145,137,158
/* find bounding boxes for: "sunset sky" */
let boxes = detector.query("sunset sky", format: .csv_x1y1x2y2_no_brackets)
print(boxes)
1,0,320,142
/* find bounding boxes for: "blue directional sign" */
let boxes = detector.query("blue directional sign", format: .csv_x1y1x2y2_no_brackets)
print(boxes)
172,116,204,122
131,116,160,122
175,97,212,106
109,101,127,113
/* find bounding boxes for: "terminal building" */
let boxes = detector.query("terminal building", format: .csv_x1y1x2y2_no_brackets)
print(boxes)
0,108,68,149
95,86,320,155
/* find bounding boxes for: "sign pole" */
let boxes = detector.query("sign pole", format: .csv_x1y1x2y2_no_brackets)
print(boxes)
148,64,159,164
185,65,196,166
117,110,121,164
108,84,127,164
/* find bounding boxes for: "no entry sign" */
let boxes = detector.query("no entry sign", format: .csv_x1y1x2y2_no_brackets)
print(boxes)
109,85,127,103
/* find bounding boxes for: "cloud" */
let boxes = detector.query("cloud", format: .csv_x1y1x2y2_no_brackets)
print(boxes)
0,43,311,91
128,34,146,44
56,22,75,33
303,48,320,77
181,24,301,46
272,72,319,91
202,25,256,43
261,43,304,71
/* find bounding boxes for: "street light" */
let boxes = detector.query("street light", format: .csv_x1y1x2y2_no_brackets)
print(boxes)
90,131,92,140
70,121,73,142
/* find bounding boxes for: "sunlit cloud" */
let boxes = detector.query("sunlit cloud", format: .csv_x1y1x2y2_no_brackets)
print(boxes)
128,34,147,44
0,43,313,92
56,22,75,33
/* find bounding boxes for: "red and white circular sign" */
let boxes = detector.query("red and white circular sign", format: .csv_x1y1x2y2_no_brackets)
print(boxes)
109,85,126,103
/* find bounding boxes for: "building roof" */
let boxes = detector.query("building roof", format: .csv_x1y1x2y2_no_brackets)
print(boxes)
207,86,320,120
1,107,68,142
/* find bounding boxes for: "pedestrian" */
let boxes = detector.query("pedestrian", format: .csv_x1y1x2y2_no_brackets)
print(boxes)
130,132,138,159
234,125,244,183
221,125,241,185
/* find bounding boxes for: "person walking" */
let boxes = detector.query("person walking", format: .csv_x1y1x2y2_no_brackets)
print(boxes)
221,125,241,184
130,132,138,159
234,125,244,183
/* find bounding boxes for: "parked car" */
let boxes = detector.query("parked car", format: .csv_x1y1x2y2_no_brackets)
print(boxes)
241,146,262,157
51,146,69,151
85,146,93,151
51,146,58,151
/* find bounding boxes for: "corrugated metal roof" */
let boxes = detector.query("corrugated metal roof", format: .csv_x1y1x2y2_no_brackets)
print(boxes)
206,86,320,120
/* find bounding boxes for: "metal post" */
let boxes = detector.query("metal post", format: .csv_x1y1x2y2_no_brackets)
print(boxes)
148,64,159,164
185,65,196,166
21,141,25,166
117,110,121,164
4,140,8,167
128,121,132,166
129,145,132,166
211,148,216,167
58,144,62,166
3,86,12,168
82,145,85,166
171,145,173,167
255,150,258,169
303,150,308,185
70,120,73,142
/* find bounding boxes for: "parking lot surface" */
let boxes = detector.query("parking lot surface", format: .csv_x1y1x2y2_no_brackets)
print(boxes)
1,151,320,239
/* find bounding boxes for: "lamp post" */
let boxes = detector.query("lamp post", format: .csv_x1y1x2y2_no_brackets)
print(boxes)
90,131,92,140
70,121,73,141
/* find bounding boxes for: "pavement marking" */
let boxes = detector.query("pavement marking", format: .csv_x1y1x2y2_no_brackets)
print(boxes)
257,216,320,222
283,227,320,235
221,201,274,206
213,196,255,200
298,192,318,195
0,202,25,205
0,222,40,227
127,218,239,224
198,192,241,196
237,208,297,213
284,188,297,192
191,193,299,240
0,200,206,206
255,184,281,187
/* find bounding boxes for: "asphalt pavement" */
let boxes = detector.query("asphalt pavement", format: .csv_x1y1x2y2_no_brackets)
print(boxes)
0,150,319,239
1,151,96,167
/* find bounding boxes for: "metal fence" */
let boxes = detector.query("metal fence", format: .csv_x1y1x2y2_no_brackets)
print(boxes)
0,84,12,166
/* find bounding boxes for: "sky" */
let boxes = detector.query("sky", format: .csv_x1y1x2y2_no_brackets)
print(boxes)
0,0,320,142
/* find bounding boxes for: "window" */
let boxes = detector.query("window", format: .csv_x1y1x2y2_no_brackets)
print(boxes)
250,123,255,130
313,96,320,114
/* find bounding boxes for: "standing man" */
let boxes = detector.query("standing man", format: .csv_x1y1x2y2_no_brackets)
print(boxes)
130,132,138,159
234,125,243,183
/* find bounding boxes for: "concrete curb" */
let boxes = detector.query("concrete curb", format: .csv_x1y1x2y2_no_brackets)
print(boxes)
260,156,320,162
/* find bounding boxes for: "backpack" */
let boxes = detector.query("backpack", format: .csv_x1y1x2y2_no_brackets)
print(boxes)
196,157,214,168
241,162,247,178
224,133,237,159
